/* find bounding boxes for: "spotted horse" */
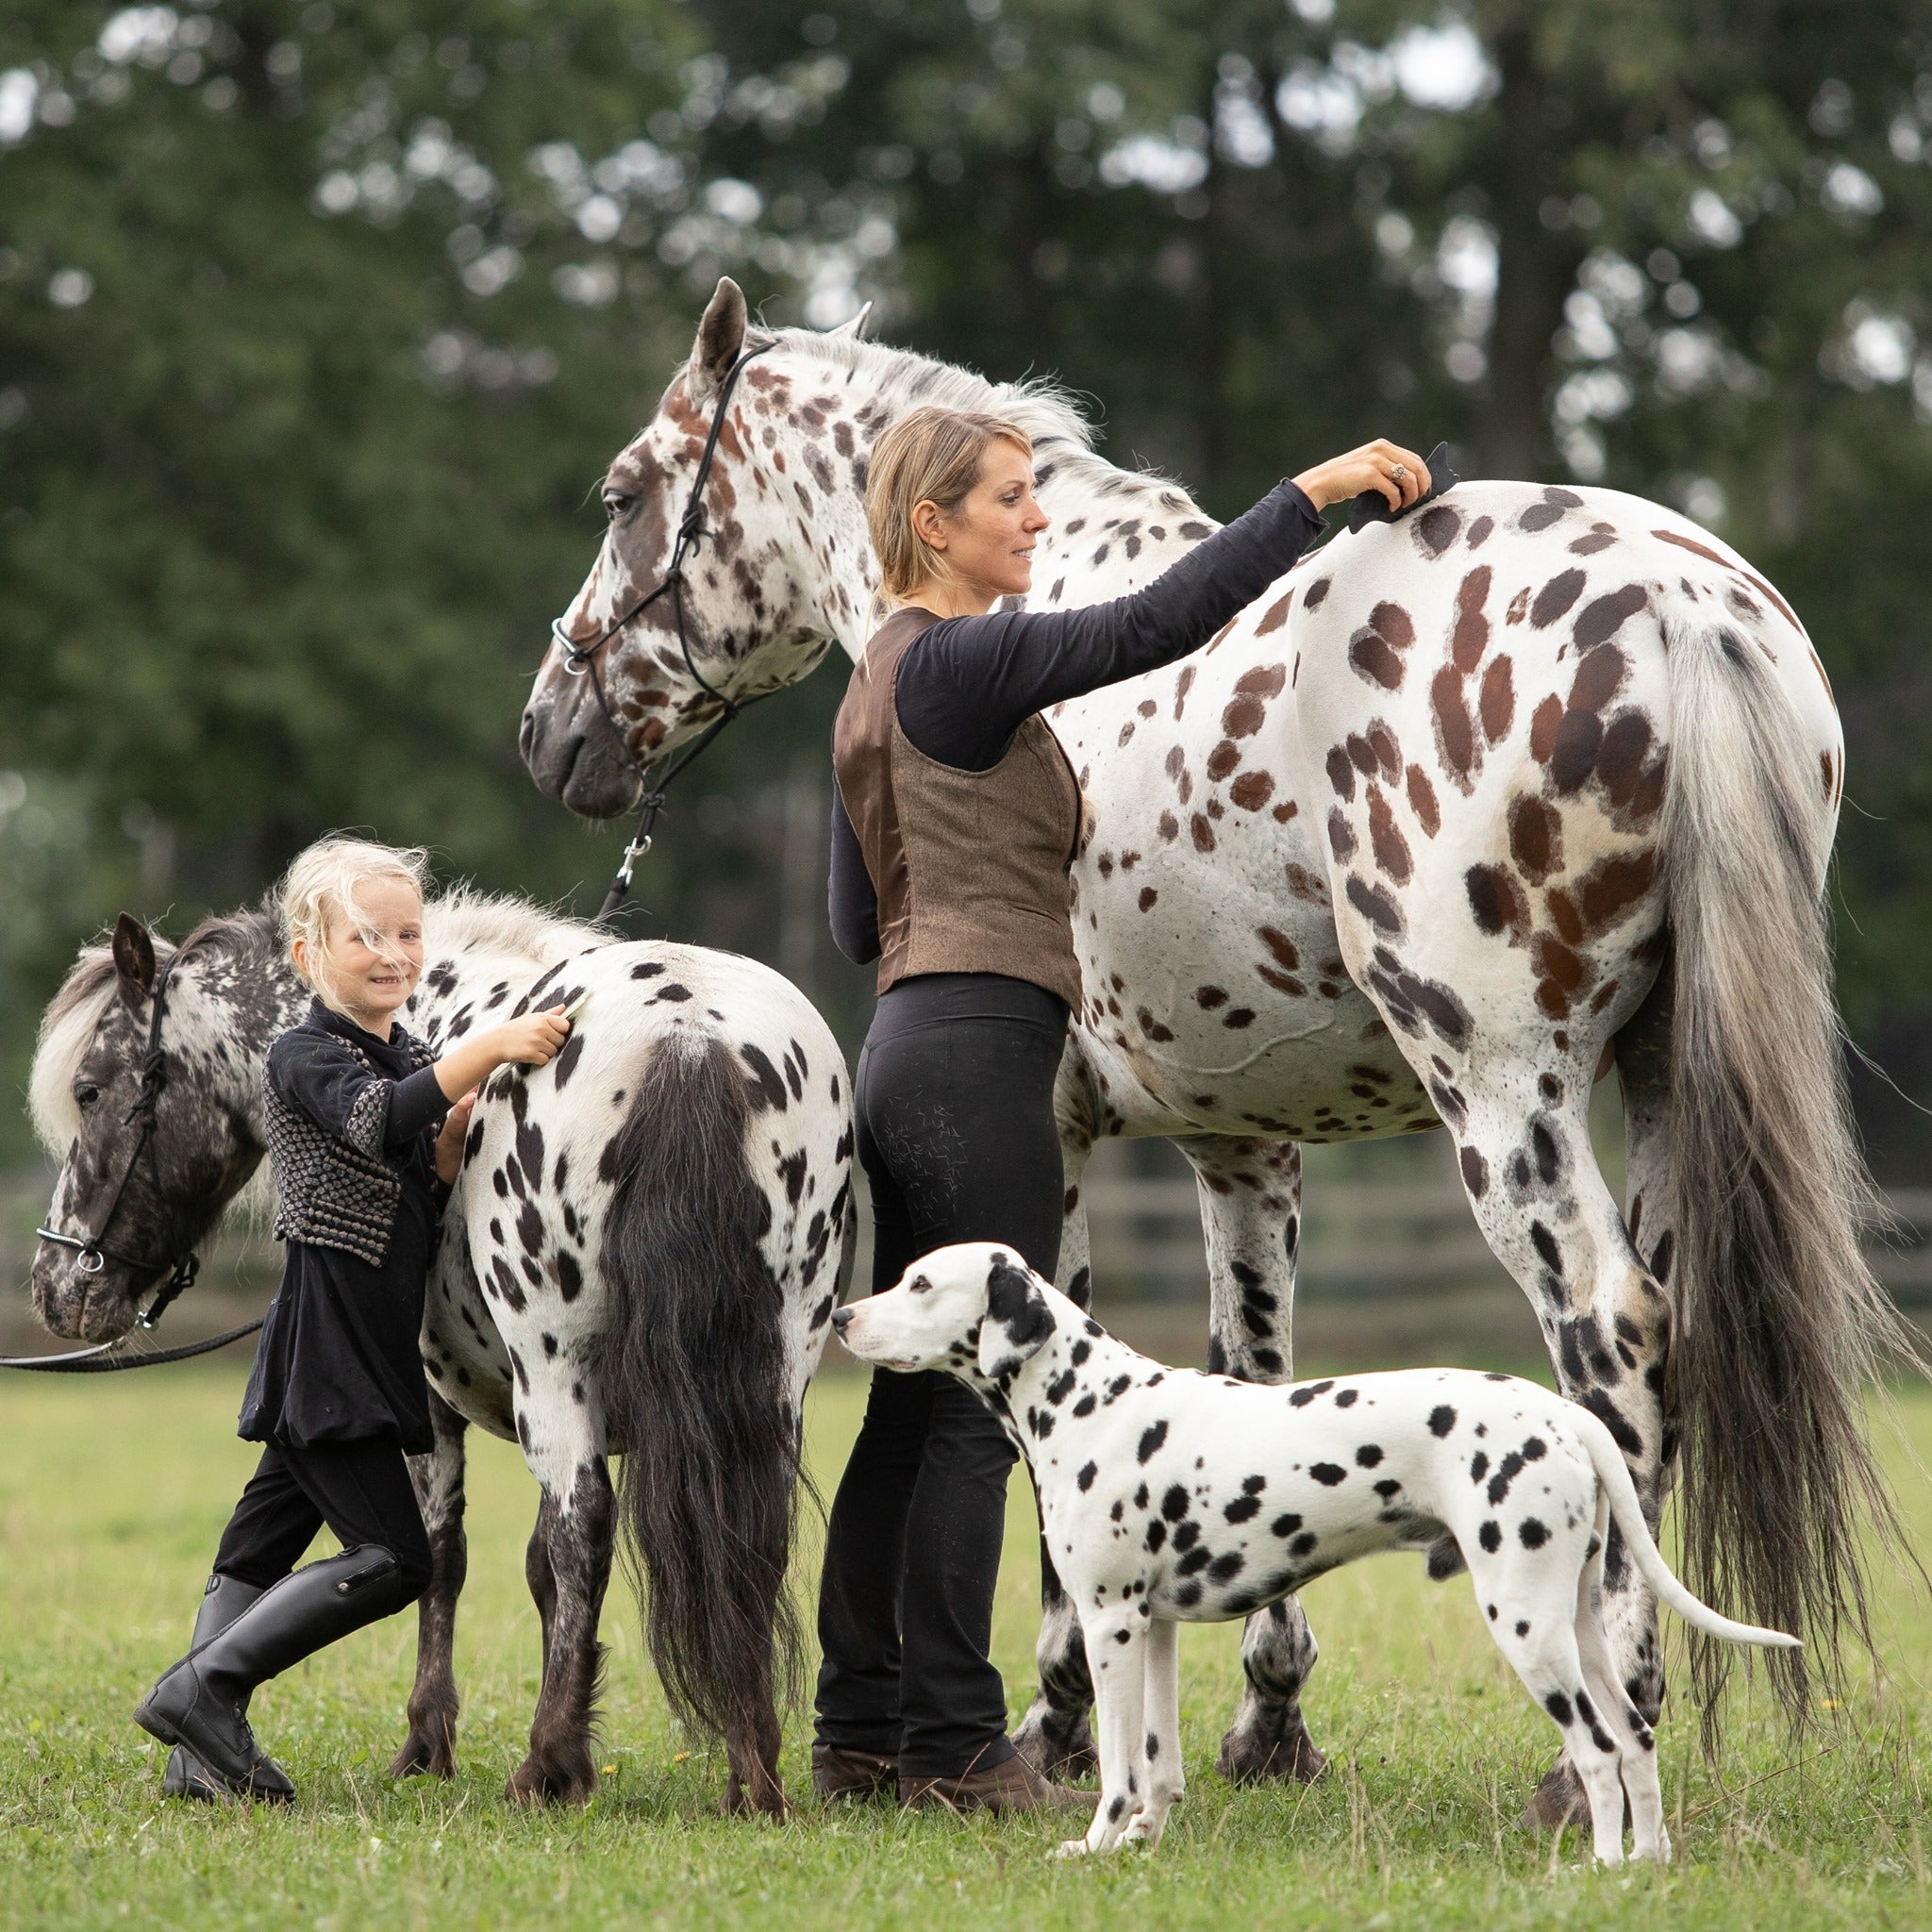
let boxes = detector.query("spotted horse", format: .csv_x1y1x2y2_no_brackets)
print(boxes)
27,889,854,1812
522,275,1911,1821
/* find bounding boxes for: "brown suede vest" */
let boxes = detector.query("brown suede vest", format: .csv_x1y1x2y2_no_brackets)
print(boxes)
833,606,1084,1008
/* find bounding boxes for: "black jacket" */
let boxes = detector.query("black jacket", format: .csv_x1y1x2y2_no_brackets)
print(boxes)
240,1000,450,1454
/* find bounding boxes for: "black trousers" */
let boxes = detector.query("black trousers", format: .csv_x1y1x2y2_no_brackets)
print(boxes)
212,1437,434,1605
814,973,1067,1777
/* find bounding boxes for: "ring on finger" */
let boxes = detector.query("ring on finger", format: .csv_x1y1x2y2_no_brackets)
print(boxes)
1391,463,1408,483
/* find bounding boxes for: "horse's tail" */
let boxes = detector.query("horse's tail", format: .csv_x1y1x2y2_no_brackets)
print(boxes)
599,1026,804,1745
1657,589,1919,1729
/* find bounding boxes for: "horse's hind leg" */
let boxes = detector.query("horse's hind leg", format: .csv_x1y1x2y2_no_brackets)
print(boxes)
1183,1136,1325,1786
507,1440,614,1807
393,1390,468,1779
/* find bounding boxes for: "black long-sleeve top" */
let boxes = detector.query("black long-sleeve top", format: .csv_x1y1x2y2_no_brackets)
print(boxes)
828,480,1323,964
240,1001,451,1455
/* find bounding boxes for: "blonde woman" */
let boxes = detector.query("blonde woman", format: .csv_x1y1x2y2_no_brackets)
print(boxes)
135,837,570,1804
815,408,1429,1813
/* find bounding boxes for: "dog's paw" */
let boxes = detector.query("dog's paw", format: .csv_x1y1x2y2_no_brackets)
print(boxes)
1051,1838,1092,1860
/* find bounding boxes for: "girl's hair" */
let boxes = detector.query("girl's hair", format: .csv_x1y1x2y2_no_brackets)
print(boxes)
865,405,1033,605
280,835,431,1012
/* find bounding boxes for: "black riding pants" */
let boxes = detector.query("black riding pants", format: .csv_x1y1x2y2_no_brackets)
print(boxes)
212,1438,434,1605
814,972,1067,1777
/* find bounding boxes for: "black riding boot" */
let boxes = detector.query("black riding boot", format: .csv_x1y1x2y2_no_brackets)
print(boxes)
160,1575,296,1804
135,1545,404,1800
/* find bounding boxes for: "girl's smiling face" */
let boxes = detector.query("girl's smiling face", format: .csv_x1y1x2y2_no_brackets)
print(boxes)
294,875,425,1034
912,437,1050,608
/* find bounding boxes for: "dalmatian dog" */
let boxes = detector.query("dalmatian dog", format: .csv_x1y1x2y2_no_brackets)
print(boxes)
835,1241,1799,1865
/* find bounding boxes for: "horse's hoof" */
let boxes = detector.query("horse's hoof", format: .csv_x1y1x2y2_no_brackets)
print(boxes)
1216,1710,1326,1785
1520,1757,1629,1831
1013,1715,1097,1783
505,1756,596,1807
389,1729,456,1781
718,1779,792,1821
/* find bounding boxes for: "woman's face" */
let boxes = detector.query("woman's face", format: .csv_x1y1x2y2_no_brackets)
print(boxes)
917,439,1051,603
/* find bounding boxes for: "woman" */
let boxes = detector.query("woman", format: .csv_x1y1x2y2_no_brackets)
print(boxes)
815,406,1430,1813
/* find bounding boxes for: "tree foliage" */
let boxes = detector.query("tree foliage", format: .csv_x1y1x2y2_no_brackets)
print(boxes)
3,0,1929,1161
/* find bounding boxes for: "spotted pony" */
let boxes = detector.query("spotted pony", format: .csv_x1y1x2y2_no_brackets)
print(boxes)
28,890,853,1812
521,276,1909,1819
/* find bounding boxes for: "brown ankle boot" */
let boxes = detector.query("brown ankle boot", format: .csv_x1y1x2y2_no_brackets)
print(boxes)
811,1741,899,1803
900,1751,1089,1816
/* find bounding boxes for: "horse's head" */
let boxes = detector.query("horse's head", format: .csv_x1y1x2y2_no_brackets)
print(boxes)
28,913,281,1341
522,276,878,818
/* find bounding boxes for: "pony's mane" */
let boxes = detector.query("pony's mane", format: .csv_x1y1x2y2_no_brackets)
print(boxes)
746,325,1211,522
420,883,608,969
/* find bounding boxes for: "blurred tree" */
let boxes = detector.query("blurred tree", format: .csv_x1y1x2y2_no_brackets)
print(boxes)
3,0,1930,1169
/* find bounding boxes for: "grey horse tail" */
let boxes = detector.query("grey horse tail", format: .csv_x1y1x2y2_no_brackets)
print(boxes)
598,1028,805,1744
1659,593,1921,1736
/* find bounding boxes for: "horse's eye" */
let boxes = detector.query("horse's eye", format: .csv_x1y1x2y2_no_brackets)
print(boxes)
75,1084,99,1110
603,490,634,522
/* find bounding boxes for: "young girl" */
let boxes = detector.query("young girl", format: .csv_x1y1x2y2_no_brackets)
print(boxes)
136,836,571,1803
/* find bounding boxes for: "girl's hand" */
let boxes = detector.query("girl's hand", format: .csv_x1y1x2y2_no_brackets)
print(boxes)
434,1088,478,1185
491,1007,573,1068
1292,441,1431,514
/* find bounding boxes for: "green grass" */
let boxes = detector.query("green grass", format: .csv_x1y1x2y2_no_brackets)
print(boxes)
1,1368,1927,1931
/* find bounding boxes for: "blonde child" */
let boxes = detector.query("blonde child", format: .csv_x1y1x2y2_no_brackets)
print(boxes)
136,836,569,1803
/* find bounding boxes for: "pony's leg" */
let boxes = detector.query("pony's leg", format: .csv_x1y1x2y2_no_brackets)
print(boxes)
1179,1135,1325,1786
506,1435,615,1807
391,1390,468,1779
1015,1057,1101,1779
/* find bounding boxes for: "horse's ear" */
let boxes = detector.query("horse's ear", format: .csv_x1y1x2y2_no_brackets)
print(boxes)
687,276,748,405
827,301,873,341
111,913,156,1012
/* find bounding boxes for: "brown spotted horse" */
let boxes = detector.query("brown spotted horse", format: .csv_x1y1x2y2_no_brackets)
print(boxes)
521,275,1912,1823
28,889,853,1812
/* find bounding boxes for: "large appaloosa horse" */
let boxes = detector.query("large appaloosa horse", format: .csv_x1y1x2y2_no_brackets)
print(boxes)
29,891,853,1811
520,277,1912,1822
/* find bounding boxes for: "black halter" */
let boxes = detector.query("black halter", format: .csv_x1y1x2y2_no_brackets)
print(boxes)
548,342,777,924
10,945,263,1374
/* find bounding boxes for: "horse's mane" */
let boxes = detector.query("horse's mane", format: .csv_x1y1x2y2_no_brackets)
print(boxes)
30,884,607,1154
743,325,1212,524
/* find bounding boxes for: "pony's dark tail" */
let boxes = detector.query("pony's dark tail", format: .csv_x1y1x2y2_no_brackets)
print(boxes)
1659,593,1923,1735
599,1027,804,1744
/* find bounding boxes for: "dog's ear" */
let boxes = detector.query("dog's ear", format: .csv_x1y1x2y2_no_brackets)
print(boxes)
976,1252,1052,1379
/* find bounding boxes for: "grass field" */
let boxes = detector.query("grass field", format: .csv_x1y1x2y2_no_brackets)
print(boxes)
1,1364,1927,1931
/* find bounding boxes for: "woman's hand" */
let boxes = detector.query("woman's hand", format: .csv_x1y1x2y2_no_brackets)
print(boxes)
1292,441,1432,514
434,1088,478,1185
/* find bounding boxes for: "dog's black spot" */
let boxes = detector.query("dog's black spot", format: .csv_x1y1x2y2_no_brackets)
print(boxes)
1519,1517,1549,1550
1355,1443,1384,1468
1289,1531,1318,1558
1163,1485,1190,1521
1137,1420,1169,1464
1470,1450,1490,1483
1271,1513,1303,1539
1172,1521,1200,1553
1176,1546,1211,1576
1174,1581,1204,1608
1544,1690,1574,1727
1428,1405,1457,1438
1289,1378,1334,1408
1374,1478,1401,1499
1208,1551,1245,1584
1077,1460,1098,1492
1334,1389,1358,1408
1478,1520,1502,1553
1074,1394,1097,1418
1309,1462,1347,1487
1224,1494,1261,1524
1145,1520,1166,1553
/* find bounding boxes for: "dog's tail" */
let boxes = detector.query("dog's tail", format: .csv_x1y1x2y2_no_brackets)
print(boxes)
598,1026,805,1746
1573,1407,1802,1653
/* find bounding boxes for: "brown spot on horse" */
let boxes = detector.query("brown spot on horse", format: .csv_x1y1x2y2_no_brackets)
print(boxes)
1207,741,1242,781
1530,569,1587,629
1478,654,1514,743
1431,665,1477,789
1451,567,1491,672
1508,795,1562,884
1406,764,1441,837
1230,770,1275,811
1256,590,1294,635
1465,863,1530,943
1574,584,1648,652
1368,788,1413,883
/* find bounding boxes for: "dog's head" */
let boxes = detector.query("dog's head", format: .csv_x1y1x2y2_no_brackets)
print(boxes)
832,1241,1055,1386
